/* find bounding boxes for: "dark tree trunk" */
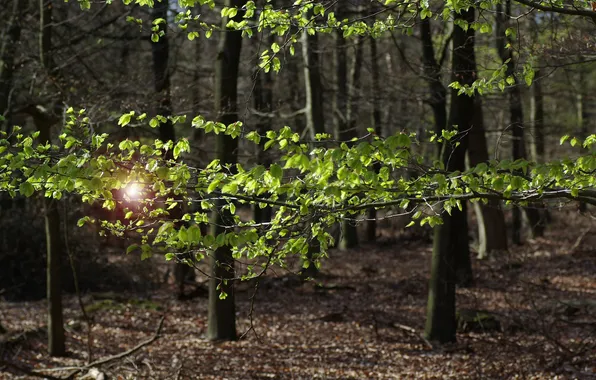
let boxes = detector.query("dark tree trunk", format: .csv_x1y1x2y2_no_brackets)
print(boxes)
425,8,475,343
300,25,325,278
576,64,588,213
192,35,203,143
419,18,447,139
38,0,66,357
468,98,508,258
530,70,545,163
208,0,244,341
0,0,24,132
335,22,358,250
252,36,273,224
302,30,325,138
45,198,65,356
420,16,474,283
497,0,543,242
366,36,382,242
150,1,192,300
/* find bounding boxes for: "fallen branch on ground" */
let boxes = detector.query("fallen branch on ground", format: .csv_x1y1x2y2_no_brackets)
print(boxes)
37,314,166,379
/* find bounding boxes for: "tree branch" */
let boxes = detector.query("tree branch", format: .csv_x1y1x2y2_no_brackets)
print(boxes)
513,0,596,18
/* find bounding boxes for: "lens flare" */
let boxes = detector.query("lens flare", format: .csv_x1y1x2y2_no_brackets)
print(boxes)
124,183,142,200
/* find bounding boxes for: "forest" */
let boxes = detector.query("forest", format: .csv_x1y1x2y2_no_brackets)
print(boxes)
0,0,595,378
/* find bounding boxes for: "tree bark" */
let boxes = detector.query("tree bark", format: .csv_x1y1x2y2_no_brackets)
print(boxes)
335,22,358,250
366,36,382,242
208,0,244,341
39,0,66,357
468,98,508,258
576,63,588,213
497,0,544,243
0,0,24,132
150,1,193,300
425,8,475,343
252,39,273,224
530,69,545,163
302,30,325,139
300,25,325,278
420,16,475,281
45,198,65,357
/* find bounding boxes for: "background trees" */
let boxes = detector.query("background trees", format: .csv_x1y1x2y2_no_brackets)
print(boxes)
0,0,594,374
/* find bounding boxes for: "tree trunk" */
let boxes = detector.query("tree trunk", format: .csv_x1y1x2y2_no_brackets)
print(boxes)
252,37,273,224
468,98,508,259
419,18,447,139
0,0,24,132
150,1,192,300
425,8,475,343
497,0,543,242
192,35,203,143
45,198,65,356
208,0,244,341
530,69,545,163
302,30,325,139
300,25,325,278
576,64,588,213
335,23,358,250
39,0,66,357
529,69,552,223
366,36,382,242
420,16,474,284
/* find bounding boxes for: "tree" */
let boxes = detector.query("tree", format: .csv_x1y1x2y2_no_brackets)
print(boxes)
252,35,274,224
496,0,544,243
0,0,24,132
38,0,66,357
366,35,382,242
150,0,191,300
207,0,245,341
334,9,358,250
468,97,509,258
425,7,475,343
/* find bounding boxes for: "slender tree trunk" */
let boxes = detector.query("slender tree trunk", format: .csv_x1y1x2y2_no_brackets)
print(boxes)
529,69,551,223
39,0,65,357
335,23,358,250
425,8,475,343
302,30,325,139
192,36,203,143
469,98,508,258
420,16,473,284
530,70,545,163
252,37,273,224
419,19,447,139
577,63,588,213
366,36,382,242
0,0,24,210
45,197,65,356
300,25,325,278
497,0,543,243
150,1,192,300
0,0,23,132
208,0,244,341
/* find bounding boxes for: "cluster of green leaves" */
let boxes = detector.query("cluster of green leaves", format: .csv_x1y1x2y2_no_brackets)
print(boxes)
1,107,595,278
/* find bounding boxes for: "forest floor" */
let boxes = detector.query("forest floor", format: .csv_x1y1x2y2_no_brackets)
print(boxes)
1,210,595,379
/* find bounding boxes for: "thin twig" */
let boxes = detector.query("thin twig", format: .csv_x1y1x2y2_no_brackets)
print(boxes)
63,201,94,363
39,315,166,378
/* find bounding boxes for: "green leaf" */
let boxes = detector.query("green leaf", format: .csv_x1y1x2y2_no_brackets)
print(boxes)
118,112,134,127
270,164,283,180
19,182,34,197
560,135,570,145
222,182,238,194
187,224,202,243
